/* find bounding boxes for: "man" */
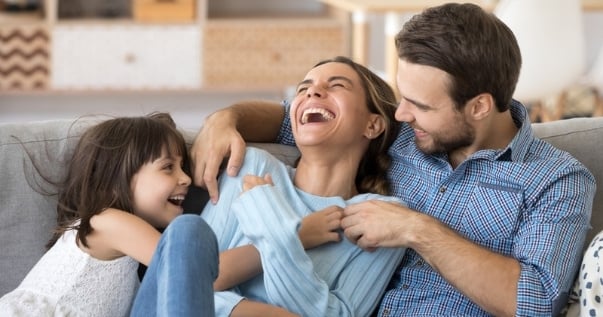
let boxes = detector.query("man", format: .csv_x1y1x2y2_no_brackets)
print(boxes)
191,3,595,316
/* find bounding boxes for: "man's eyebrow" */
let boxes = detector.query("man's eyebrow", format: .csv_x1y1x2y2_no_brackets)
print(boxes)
402,96,431,109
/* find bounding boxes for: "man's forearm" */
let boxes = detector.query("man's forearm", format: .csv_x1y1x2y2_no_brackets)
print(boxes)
226,100,284,142
410,214,520,316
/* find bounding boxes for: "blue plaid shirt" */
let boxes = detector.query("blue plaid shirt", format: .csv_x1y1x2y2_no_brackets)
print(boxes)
276,100,595,316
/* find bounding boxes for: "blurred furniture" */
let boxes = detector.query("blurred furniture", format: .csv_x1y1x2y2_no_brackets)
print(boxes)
318,0,603,89
496,0,586,123
0,0,348,93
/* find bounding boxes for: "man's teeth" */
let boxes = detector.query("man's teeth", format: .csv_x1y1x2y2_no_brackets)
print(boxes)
301,108,335,124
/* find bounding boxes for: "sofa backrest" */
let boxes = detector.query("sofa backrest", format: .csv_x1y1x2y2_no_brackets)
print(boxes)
0,116,601,297
532,117,603,248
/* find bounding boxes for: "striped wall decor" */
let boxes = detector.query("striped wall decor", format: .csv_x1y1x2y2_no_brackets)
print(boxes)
0,26,50,91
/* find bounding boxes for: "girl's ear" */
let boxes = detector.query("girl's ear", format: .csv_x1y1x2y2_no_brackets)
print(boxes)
364,114,386,139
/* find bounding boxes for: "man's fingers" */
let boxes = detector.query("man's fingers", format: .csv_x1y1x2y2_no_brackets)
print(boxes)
226,139,246,176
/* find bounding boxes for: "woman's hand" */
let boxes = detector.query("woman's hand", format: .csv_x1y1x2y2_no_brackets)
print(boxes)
299,206,343,249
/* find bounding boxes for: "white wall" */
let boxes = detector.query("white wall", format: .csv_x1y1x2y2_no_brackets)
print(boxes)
2,10,603,130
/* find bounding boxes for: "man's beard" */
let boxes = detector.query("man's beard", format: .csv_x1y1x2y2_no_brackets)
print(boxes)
415,120,475,155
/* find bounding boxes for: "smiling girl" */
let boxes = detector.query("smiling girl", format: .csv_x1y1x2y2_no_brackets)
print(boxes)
0,112,218,317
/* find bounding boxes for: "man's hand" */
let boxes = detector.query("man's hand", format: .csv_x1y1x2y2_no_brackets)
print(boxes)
341,200,411,251
191,110,247,204
299,206,343,250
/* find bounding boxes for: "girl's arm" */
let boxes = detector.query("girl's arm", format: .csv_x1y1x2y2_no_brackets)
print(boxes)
85,208,161,265
214,245,261,291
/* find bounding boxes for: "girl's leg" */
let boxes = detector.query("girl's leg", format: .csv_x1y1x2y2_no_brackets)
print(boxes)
131,214,218,317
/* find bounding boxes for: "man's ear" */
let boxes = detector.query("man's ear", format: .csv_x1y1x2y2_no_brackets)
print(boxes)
468,93,495,120
364,114,386,139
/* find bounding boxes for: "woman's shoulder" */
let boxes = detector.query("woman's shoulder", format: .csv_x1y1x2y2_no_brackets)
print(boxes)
242,146,288,172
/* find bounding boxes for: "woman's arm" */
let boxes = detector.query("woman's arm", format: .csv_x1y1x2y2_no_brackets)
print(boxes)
233,186,406,316
231,299,299,317
214,245,261,291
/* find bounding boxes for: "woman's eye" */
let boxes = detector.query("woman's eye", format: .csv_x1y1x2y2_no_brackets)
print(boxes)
331,83,345,88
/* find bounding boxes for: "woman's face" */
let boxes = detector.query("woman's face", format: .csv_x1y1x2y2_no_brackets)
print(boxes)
290,62,378,150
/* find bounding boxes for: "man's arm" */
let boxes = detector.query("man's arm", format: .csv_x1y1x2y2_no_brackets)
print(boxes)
341,200,520,317
190,101,284,202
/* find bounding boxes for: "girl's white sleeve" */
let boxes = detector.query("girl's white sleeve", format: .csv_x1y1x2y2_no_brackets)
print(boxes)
232,185,405,317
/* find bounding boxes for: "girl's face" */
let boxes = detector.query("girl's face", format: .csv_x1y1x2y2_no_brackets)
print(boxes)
130,149,191,228
290,62,380,149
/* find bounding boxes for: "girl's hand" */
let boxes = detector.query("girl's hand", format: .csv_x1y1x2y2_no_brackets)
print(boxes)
299,206,343,249
242,174,273,192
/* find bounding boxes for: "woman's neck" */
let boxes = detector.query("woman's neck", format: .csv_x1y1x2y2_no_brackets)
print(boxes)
293,149,362,199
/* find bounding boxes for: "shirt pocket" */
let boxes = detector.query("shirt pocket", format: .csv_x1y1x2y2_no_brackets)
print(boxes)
462,181,523,241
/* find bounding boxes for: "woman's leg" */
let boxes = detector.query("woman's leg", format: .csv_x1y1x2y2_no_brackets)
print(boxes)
131,214,218,317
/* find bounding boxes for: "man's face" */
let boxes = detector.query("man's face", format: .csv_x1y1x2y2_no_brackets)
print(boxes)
395,59,475,155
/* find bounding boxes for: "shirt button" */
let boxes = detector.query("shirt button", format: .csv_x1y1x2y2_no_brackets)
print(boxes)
439,186,447,193
402,284,409,289
382,308,390,317
416,259,424,266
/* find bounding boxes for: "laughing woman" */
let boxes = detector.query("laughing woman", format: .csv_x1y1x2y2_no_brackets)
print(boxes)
201,56,407,316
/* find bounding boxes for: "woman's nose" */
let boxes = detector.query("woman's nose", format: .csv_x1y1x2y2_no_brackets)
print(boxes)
306,85,324,98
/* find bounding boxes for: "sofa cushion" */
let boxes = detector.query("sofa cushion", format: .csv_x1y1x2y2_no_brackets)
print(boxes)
532,117,603,248
0,116,600,299
0,119,93,296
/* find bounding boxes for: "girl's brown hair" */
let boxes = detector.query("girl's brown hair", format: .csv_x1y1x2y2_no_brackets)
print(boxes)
313,56,400,195
47,112,188,248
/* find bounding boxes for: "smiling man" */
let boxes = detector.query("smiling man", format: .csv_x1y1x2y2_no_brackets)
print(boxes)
191,3,596,316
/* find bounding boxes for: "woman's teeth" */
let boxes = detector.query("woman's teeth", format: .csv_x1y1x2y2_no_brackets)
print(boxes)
301,108,335,124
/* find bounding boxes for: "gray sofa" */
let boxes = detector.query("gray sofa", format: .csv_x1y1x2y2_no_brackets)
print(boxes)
1,116,602,302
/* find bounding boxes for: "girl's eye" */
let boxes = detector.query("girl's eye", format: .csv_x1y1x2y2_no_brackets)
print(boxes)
163,163,174,171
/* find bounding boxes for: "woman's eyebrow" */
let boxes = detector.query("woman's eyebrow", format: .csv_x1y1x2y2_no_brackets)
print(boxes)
296,76,354,89
328,76,354,86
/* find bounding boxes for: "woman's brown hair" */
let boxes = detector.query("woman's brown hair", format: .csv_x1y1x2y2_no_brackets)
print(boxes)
313,56,400,195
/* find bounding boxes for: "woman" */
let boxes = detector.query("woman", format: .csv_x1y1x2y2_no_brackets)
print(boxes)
202,56,406,316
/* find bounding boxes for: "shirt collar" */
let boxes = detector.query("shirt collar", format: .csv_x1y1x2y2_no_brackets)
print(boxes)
492,99,534,162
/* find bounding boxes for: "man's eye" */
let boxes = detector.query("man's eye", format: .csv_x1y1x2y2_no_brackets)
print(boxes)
296,87,308,95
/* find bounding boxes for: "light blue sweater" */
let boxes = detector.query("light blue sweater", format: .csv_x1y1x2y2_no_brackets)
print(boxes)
201,147,406,317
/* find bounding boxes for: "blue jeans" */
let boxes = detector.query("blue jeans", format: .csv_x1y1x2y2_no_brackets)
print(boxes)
130,214,218,317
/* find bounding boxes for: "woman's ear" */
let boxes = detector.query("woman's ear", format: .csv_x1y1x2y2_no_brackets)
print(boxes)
364,114,386,139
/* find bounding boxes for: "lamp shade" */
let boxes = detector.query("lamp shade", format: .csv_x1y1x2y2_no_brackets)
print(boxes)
495,0,585,103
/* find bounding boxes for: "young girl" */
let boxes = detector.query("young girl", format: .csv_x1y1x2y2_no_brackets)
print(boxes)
0,113,218,316
201,56,407,316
